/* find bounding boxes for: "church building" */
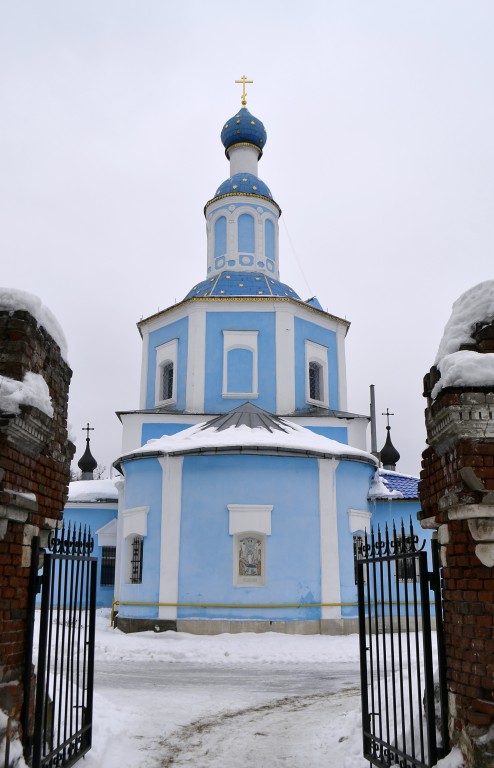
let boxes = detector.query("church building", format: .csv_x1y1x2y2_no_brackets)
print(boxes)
66,80,424,633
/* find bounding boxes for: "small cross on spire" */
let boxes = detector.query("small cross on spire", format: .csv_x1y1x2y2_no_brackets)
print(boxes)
382,408,395,429
235,75,253,107
82,422,94,440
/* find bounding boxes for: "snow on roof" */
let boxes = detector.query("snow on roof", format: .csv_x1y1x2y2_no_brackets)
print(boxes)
432,280,494,398
0,287,68,362
378,469,419,499
117,416,378,466
0,372,53,417
67,478,120,503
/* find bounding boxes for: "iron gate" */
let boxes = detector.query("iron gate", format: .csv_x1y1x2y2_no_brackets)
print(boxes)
356,520,448,768
24,524,97,768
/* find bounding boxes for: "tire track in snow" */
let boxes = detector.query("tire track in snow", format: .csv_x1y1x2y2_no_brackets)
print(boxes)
153,687,363,768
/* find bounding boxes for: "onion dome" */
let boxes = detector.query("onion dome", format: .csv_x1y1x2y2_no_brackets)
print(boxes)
78,425,98,480
380,427,400,471
221,108,267,158
214,173,272,200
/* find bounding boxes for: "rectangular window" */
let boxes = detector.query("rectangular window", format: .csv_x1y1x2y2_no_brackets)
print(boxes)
130,536,143,584
100,546,116,587
305,340,329,407
394,535,419,582
155,339,178,406
353,533,366,585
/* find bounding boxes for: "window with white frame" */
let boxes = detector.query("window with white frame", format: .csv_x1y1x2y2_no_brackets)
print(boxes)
155,339,178,406
122,505,149,585
222,330,258,398
305,340,329,407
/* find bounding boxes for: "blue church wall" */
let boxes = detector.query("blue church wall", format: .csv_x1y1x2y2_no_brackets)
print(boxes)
60,505,118,608
141,422,194,445
145,317,189,410
118,458,163,619
334,461,376,618
294,318,339,411
204,312,276,412
265,219,275,260
178,454,321,621
305,426,348,444
227,348,253,393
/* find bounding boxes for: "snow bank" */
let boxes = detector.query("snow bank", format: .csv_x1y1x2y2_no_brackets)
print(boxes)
0,287,68,362
93,611,361,666
68,478,120,502
0,372,53,417
119,420,377,465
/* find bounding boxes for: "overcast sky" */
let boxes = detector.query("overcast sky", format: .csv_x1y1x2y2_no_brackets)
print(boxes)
1,1,493,477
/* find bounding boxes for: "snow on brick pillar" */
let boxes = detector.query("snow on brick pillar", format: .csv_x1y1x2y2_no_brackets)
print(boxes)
419,280,494,768
0,297,74,746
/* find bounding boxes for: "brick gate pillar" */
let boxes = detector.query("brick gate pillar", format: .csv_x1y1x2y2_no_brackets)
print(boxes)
419,286,494,767
0,296,74,751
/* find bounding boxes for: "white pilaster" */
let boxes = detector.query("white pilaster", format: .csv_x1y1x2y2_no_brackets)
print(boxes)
336,325,348,411
186,308,206,412
158,456,184,620
276,310,295,413
139,330,150,409
319,458,341,620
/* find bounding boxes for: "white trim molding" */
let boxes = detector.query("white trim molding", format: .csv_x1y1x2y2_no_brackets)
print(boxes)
122,506,149,540
348,508,372,534
95,518,118,548
228,504,273,535
319,458,340,619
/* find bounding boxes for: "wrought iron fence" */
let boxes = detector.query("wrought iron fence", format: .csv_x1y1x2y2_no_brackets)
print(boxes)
356,520,448,768
25,524,97,768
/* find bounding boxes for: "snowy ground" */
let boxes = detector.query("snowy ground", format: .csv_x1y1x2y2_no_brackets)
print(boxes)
5,610,461,768
83,611,461,768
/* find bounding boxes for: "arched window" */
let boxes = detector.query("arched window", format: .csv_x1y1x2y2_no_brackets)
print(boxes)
214,216,227,258
161,362,174,401
238,213,255,254
264,219,275,260
309,361,322,402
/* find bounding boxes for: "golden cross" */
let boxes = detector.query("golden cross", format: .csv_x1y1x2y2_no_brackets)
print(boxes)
235,75,253,107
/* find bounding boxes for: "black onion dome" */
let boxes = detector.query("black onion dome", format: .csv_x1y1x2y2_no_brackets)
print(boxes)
78,439,97,473
380,427,400,468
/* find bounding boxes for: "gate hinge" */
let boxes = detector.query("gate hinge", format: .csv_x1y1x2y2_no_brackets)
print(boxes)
427,571,437,591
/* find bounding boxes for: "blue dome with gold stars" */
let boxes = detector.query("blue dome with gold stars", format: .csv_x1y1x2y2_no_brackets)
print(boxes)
221,108,267,157
214,173,272,200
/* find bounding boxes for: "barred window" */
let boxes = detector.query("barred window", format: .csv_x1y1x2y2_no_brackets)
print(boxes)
353,533,366,585
100,546,116,587
395,535,419,582
161,362,174,401
309,361,322,401
130,536,143,585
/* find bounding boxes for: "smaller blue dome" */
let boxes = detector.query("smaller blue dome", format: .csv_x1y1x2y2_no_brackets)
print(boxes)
221,108,267,156
214,173,272,200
